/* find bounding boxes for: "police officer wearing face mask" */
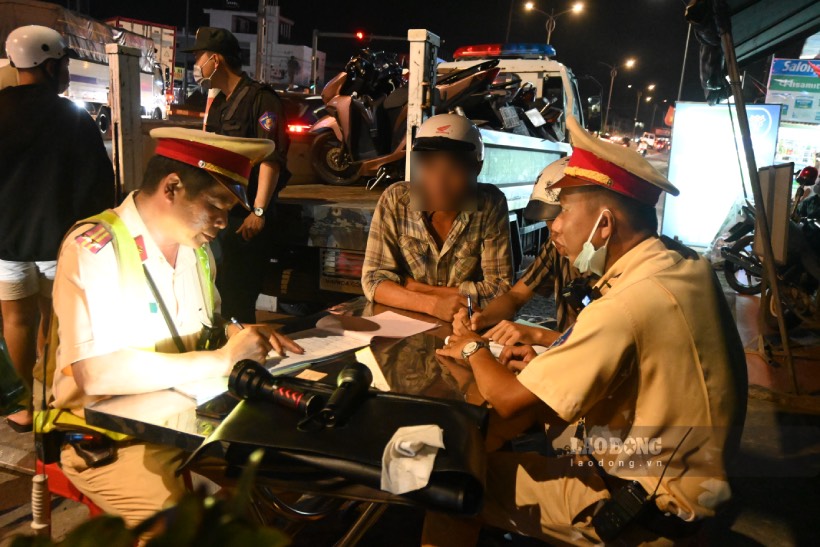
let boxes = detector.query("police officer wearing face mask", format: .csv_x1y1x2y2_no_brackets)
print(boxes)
182,27,289,323
430,116,747,545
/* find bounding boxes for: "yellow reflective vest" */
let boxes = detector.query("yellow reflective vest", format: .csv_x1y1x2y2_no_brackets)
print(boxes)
35,209,214,440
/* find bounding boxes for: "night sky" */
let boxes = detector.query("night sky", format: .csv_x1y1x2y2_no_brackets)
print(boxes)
50,0,801,126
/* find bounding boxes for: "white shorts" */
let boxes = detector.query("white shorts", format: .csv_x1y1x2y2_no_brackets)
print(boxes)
0,259,57,300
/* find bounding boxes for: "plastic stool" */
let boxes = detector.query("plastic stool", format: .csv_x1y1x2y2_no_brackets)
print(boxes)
38,461,104,517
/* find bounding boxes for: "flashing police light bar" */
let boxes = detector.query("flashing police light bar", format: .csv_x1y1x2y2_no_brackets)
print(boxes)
453,43,557,60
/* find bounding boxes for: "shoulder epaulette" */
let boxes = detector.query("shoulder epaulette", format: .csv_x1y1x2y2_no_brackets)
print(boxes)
75,224,113,254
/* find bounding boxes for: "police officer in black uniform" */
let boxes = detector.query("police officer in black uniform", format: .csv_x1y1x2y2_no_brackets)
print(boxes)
183,27,289,323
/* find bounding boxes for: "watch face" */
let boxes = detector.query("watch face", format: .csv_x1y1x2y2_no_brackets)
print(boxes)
463,341,479,355
253,207,264,217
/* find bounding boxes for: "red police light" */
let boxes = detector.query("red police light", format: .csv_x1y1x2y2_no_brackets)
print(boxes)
355,31,365,40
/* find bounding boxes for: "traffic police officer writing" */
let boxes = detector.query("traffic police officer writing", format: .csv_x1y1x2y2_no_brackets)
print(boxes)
184,27,289,323
43,129,302,529
428,116,747,545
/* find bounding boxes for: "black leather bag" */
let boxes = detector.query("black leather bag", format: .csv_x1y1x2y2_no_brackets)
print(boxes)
183,377,488,515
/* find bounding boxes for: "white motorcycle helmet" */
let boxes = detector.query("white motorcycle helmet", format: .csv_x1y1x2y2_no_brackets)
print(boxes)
412,113,484,163
5,25,77,69
523,156,569,221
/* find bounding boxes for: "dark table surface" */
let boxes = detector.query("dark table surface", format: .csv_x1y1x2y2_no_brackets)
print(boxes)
84,297,484,453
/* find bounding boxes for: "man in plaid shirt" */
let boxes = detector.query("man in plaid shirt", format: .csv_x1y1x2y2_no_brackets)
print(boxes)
361,114,512,321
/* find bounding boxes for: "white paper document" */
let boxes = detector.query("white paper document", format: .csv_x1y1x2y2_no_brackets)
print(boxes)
316,311,437,342
264,327,369,373
174,311,434,404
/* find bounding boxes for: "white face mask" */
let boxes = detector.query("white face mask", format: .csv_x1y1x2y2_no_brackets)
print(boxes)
193,55,216,87
573,209,612,276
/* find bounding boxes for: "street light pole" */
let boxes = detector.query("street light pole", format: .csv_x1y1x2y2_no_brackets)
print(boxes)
677,24,692,102
650,102,659,132
633,90,643,138
525,2,583,45
604,65,617,133
600,58,634,133
505,0,514,42
546,10,557,45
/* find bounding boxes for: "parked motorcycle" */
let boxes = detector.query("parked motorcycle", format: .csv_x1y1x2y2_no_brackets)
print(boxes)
310,50,500,186
721,167,820,328
721,201,761,295
455,72,565,142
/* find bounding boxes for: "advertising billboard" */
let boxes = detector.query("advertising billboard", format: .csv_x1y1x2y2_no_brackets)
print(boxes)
766,59,820,124
661,102,781,247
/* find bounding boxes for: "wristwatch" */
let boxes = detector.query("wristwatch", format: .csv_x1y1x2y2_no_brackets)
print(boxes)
252,206,265,218
461,340,489,361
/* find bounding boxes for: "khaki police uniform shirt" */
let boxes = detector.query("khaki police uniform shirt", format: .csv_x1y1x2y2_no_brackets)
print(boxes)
517,237,747,521
51,192,219,415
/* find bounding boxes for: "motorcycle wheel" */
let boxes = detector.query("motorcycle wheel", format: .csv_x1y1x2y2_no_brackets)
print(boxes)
723,235,762,295
310,132,361,186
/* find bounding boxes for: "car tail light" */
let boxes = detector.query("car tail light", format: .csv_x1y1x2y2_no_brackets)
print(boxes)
287,123,312,134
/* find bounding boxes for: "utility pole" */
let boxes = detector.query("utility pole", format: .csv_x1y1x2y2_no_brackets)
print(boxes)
505,0,514,42
633,90,643,138
182,0,190,101
255,0,267,81
677,24,692,102
604,65,617,132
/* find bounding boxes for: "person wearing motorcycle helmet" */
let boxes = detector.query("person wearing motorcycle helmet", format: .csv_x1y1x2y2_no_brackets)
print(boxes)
361,113,513,321
0,26,114,432
451,156,584,346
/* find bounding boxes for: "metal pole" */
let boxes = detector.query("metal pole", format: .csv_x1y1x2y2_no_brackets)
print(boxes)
677,23,691,102
182,0,190,101
604,67,616,133
546,12,556,44
310,29,319,93
255,0,266,81
633,90,642,138
717,10,797,392
650,102,658,132
106,44,143,198
406,29,440,181
505,0,514,42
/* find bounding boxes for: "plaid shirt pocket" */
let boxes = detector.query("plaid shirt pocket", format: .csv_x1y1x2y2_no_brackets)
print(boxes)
399,235,430,280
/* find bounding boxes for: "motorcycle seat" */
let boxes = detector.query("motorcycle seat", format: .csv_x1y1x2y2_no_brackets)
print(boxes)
383,87,408,110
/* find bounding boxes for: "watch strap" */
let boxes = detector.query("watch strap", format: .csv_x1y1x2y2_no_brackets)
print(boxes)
462,340,489,361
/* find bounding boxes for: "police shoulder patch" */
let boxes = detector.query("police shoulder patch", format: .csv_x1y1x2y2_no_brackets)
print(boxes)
75,224,113,254
258,111,277,132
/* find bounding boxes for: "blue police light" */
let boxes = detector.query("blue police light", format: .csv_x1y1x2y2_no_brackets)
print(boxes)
501,43,557,58
453,42,557,60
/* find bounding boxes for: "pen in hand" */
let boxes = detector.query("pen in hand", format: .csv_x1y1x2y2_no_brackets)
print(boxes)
467,295,474,321
232,316,290,358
